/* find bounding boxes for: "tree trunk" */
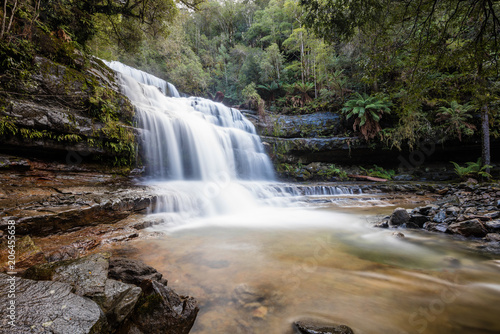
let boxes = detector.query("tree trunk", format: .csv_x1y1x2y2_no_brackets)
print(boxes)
481,104,491,174
1,0,7,39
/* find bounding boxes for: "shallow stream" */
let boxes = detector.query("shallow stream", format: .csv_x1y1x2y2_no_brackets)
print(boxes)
114,192,500,334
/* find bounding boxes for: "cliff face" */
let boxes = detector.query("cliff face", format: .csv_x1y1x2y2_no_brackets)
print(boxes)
246,111,500,181
0,54,137,167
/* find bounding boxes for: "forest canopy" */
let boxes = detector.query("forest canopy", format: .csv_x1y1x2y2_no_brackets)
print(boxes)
1,0,499,162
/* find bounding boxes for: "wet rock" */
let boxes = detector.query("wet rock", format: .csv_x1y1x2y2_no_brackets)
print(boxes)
409,213,428,228
374,220,389,228
485,219,500,232
392,174,413,181
433,210,447,223
445,206,461,216
389,208,410,226
0,273,106,333
464,207,478,215
97,279,142,327
23,252,109,297
7,235,46,269
485,233,500,242
485,212,500,220
233,283,282,309
293,321,354,334
392,232,405,238
424,222,449,233
442,257,461,268
448,219,488,237
108,257,168,286
418,205,436,216
46,244,80,262
118,280,199,334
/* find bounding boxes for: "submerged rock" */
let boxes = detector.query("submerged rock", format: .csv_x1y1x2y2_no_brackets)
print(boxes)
0,273,106,334
293,320,354,334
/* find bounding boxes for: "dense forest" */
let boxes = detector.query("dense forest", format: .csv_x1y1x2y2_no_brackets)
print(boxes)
1,0,499,170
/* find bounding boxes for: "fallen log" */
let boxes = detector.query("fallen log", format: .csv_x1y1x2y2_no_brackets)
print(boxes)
348,174,388,182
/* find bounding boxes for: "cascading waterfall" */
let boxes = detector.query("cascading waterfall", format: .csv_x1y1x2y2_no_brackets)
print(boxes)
105,60,369,222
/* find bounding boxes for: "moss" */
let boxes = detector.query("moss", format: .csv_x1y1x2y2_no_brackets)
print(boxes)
136,293,164,315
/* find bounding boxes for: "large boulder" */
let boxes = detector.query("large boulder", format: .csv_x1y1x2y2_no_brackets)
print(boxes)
448,219,488,237
0,273,106,334
98,279,142,327
389,208,410,227
118,280,199,334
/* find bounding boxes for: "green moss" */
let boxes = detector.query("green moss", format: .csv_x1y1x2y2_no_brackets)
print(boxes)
136,293,164,315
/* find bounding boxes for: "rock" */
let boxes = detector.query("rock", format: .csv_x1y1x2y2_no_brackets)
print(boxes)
486,233,500,242
389,208,410,226
252,306,268,319
118,280,198,334
485,212,500,220
433,210,447,223
293,321,354,334
392,174,414,181
392,232,405,238
464,207,477,214
448,219,488,237
97,279,142,327
23,252,109,298
7,235,46,269
409,213,428,228
233,283,282,308
445,206,461,216
418,205,436,216
0,273,106,333
46,244,80,262
436,188,449,195
485,219,500,232
424,222,449,233
108,257,168,286
442,257,461,268
373,220,389,228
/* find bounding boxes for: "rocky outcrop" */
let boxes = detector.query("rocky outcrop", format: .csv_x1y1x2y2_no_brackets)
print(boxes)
0,55,136,164
9,253,199,334
0,182,158,237
0,273,106,334
374,183,500,252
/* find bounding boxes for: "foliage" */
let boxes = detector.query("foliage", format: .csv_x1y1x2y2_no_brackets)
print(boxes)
450,158,492,180
360,165,395,180
435,101,476,141
342,92,392,140
317,164,348,180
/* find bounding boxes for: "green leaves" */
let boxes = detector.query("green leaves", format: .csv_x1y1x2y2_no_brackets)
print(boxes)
341,92,392,140
450,158,492,180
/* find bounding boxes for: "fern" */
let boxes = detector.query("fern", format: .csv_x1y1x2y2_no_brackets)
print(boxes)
342,93,392,140
450,158,492,180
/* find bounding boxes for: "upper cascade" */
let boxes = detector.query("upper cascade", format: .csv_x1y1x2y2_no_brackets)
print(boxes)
106,60,275,181
104,60,180,97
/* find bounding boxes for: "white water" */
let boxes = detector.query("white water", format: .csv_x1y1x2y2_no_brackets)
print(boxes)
105,61,376,223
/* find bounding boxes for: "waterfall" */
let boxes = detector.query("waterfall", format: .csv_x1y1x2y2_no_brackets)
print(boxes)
104,61,370,223
105,60,275,181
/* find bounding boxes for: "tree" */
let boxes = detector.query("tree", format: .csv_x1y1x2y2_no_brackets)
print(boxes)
301,0,499,167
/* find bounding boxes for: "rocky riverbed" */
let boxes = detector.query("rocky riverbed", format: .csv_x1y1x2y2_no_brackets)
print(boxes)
374,182,500,254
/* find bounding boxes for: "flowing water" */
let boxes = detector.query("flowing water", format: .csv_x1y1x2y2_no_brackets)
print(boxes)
105,61,500,334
